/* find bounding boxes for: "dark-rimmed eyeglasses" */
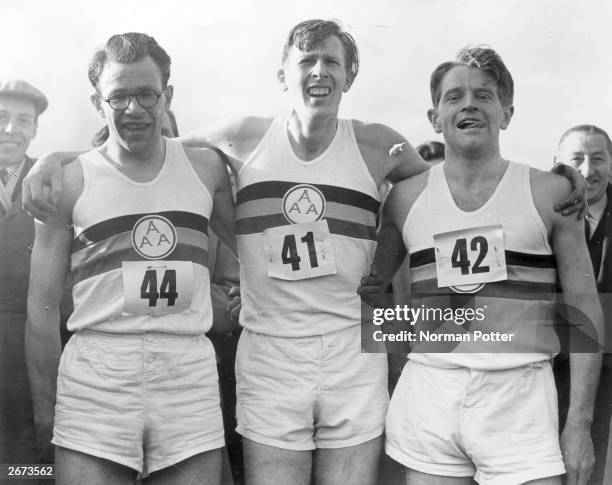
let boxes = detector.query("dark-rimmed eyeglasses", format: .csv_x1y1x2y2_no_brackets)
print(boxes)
99,89,165,111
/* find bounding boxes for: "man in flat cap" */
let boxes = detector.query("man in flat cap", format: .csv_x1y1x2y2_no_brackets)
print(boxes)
0,79,49,465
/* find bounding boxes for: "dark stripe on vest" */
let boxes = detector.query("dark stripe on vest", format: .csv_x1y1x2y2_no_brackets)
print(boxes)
409,248,557,269
236,181,380,214
73,211,209,251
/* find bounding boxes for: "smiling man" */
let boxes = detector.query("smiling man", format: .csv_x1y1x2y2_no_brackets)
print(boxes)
172,20,430,485
26,33,236,484
554,124,612,484
193,21,429,485
362,47,603,485
0,79,48,466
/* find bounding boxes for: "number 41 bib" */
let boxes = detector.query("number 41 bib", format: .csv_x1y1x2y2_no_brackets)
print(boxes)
263,220,337,280
433,225,507,288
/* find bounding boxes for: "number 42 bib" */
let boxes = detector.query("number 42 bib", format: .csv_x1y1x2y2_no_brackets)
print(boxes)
433,224,507,288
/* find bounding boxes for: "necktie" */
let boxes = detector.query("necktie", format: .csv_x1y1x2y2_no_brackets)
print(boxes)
585,213,594,240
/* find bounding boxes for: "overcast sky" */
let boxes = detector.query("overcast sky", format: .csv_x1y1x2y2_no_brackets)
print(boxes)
2,0,611,170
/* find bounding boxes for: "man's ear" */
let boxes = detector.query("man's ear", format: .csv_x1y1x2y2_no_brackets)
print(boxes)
500,105,514,130
163,85,174,110
427,108,442,134
343,72,355,93
277,69,288,91
91,93,105,118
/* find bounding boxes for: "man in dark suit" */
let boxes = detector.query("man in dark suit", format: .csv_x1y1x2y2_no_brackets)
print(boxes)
554,124,612,484
0,79,49,465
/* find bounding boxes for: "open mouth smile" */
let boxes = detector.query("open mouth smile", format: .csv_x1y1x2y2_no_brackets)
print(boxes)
457,118,485,129
307,86,331,97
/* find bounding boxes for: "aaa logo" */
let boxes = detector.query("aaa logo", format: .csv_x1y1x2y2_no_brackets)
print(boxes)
449,283,485,294
282,184,326,224
131,215,177,260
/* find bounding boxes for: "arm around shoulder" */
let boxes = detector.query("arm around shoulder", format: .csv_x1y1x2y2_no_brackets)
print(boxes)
353,121,430,186
23,150,85,222
178,116,271,158
184,147,237,256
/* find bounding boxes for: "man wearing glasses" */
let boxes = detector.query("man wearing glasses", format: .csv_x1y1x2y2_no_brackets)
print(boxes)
26,32,235,484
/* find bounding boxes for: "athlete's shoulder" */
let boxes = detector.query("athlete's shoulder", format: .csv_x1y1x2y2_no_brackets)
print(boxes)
528,165,572,228
351,119,427,185
390,169,430,202
351,120,404,150
182,145,227,181
529,165,572,200
384,169,430,220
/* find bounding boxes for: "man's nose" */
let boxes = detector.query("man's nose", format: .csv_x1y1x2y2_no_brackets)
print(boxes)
125,96,146,114
582,156,594,176
461,93,478,111
310,59,328,78
2,119,17,133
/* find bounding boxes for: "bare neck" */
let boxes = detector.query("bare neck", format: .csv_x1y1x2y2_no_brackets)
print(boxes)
444,143,506,187
286,110,339,161
100,137,166,182
443,148,509,212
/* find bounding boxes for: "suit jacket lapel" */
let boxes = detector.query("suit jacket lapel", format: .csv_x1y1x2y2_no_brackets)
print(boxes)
11,156,34,204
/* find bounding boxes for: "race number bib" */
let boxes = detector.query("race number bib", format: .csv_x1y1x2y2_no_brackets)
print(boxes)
122,261,194,316
433,225,507,288
263,220,337,280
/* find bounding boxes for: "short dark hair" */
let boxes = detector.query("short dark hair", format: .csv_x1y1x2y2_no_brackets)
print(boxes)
558,124,612,157
281,19,359,81
88,32,171,89
416,141,445,162
430,46,514,108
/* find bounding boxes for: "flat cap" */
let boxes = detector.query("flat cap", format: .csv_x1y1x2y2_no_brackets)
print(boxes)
0,79,48,116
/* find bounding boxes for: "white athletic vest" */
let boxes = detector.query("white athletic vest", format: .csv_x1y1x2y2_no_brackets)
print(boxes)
404,162,558,370
68,139,214,334
236,117,380,337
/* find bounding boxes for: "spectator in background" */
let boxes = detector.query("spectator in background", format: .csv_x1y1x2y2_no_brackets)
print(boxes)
416,140,445,164
0,79,49,465
554,124,612,484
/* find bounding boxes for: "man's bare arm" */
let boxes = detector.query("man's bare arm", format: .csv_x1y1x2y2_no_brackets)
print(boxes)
551,163,588,218
208,232,240,335
539,174,603,485
22,151,84,221
178,116,271,165
186,147,237,257
209,169,237,257
353,122,430,187
25,200,74,457
358,179,421,306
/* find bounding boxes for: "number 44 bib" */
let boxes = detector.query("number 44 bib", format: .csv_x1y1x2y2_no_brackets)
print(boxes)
122,261,194,316
433,225,507,288
263,220,337,280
